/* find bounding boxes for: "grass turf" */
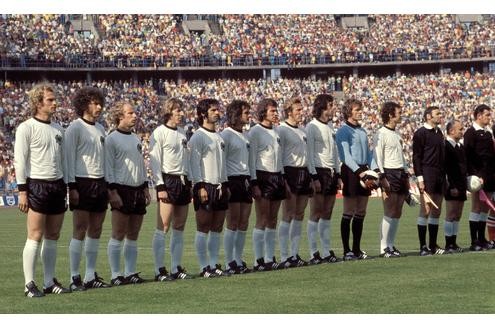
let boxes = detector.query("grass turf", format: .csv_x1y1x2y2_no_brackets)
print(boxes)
0,198,494,313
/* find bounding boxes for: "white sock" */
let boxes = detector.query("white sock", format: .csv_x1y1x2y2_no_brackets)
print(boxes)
453,221,460,235
318,219,331,258
41,239,57,288
223,228,236,266
479,212,488,222
380,216,392,252
252,228,265,264
195,231,208,271
23,239,40,286
444,221,454,236
69,238,83,278
170,229,183,274
152,229,166,274
208,231,221,268
417,217,427,226
278,220,290,261
264,228,276,262
307,220,319,257
388,218,400,249
428,217,439,225
233,230,247,266
290,220,303,258
469,212,480,222
107,238,123,279
123,239,138,277
84,237,99,282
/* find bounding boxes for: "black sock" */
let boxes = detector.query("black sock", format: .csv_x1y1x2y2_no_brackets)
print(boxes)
428,223,439,249
418,224,427,248
478,221,487,243
352,214,365,254
445,235,451,248
469,221,478,244
452,235,457,246
340,214,352,253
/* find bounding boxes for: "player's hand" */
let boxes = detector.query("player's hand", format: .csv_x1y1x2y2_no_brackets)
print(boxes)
18,191,28,213
418,181,425,194
312,179,321,194
337,178,343,190
450,188,459,197
252,185,262,199
421,193,430,213
199,187,208,203
158,190,169,203
380,177,391,194
144,188,151,206
69,189,79,206
109,190,123,209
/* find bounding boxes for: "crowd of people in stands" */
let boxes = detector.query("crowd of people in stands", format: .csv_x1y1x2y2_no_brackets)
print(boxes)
1,70,494,192
1,14,495,68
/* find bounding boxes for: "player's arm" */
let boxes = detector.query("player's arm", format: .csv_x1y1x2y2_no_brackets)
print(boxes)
104,136,123,209
13,123,30,213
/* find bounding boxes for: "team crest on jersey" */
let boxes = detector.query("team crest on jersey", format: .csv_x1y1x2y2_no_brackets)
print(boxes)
276,137,281,144
137,143,142,153
55,134,62,145
220,142,225,151
100,136,105,144
182,139,187,148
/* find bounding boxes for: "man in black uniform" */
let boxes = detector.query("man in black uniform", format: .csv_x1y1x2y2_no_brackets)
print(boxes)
464,104,495,250
412,106,445,256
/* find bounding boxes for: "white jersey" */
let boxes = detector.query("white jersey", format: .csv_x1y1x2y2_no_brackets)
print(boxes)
374,126,408,172
278,121,307,168
149,124,190,187
64,118,106,183
248,123,283,180
306,118,340,175
14,117,65,186
220,127,250,177
105,129,147,187
188,127,227,185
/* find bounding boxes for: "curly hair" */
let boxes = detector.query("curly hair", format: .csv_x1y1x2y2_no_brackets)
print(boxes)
108,100,133,128
72,87,105,117
28,82,56,116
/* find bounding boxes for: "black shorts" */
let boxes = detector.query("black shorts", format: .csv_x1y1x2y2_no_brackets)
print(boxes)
284,166,313,195
193,182,229,212
314,167,339,196
422,167,445,195
256,170,287,201
157,173,191,206
70,177,108,212
228,175,253,203
27,178,67,215
383,168,409,195
341,164,371,197
112,184,147,215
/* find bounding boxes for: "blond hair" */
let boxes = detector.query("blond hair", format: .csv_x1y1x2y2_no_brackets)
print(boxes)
283,97,302,118
160,97,184,123
28,82,56,116
108,100,133,127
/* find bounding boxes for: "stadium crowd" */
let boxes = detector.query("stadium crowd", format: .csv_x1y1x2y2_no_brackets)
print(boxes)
1,71,494,192
1,14,495,67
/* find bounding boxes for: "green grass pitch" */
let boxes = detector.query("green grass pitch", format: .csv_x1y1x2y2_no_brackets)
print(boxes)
0,198,494,313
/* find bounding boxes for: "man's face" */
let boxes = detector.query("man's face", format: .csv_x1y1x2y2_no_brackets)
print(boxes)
120,104,137,129
429,109,443,125
477,109,491,127
38,90,57,116
321,101,334,122
288,103,304,124
240,107,250,125
390,107,402,124
86,99,103,120
169,106,184,125
264,105,279,124
350,104,362,122
206,105,220,124
451,121,464,140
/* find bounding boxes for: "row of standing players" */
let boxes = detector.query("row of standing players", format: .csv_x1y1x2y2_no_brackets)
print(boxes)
14,83,495,298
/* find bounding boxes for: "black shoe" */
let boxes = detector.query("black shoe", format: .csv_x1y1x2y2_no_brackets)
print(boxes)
69,274,87,292
155,267,173,282
265,256,283,270
323,250,340,263
451,244,463,253
419,245,432,256
380,247,399,258
354,250,371,260
308,251,323,265
469,242,483,251
110,275,127,286
238,261,252,274
212,264,231,277
43,278,71,294
225,261,239,274
199,265,218,278
430,244,445,255
25,281,45,298
343,251,357,261
84,272,111,288
289,254,308,267
170,266,194,280
483,240,495,250
253,258,270,272
126,272,146,284
391,247,402,257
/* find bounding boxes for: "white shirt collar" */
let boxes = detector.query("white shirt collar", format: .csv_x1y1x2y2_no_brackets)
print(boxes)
446,136,458,148
423,123,434,130
472,122,491,132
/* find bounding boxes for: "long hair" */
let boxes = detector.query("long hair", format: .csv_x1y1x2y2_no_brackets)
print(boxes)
312,94,334,119
226,100,250,128
196,98,219,126
256,98,277,122
159,97,184,124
